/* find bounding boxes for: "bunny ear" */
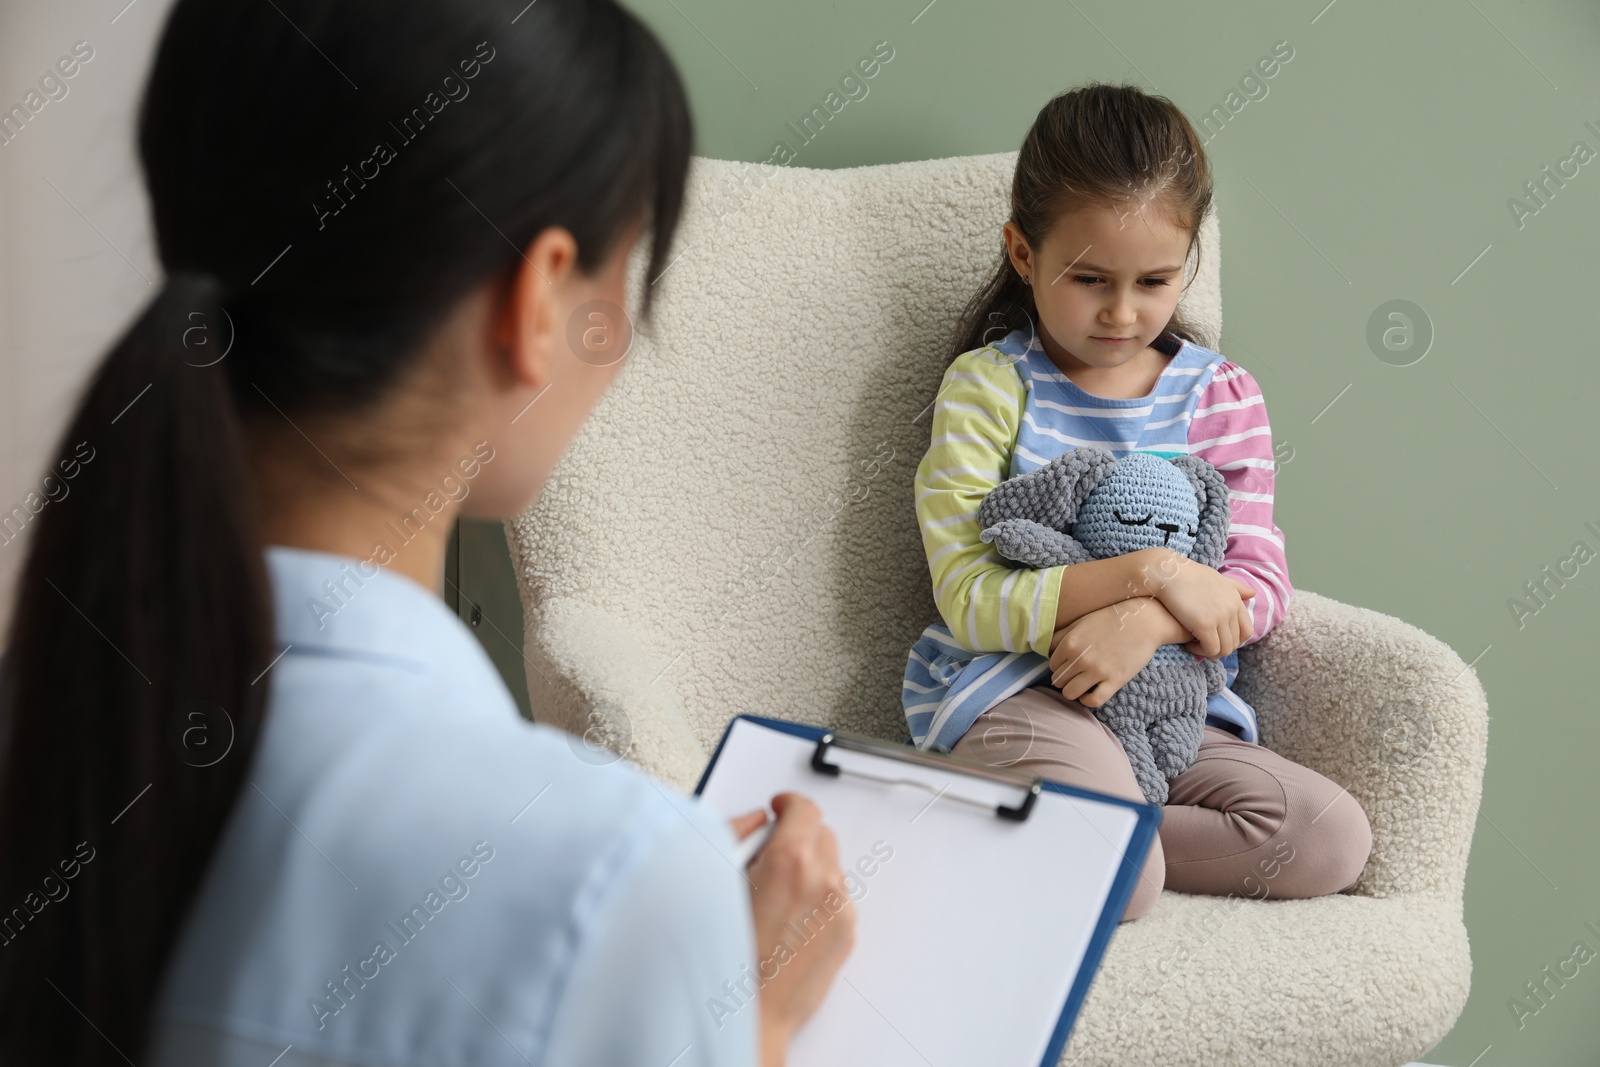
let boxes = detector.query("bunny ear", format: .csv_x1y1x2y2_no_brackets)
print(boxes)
978,445,1119,532
1169,454,1231,568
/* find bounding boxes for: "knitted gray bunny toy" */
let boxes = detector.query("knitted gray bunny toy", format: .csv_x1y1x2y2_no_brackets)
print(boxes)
977,447,1232,804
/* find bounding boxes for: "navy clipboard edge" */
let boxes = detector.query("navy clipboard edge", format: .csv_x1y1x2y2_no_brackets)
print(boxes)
693,712,1161,1067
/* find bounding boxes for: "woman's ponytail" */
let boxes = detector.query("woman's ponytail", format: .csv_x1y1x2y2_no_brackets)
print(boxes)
0,273,275,1064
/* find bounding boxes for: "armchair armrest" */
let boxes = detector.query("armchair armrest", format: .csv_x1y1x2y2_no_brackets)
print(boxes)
1234,590,1489,901
521,596,709,792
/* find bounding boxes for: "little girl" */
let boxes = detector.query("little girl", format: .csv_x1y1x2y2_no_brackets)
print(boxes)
902,82,1371,921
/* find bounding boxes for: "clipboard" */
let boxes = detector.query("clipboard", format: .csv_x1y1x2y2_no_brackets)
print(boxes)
694,714,1161,1067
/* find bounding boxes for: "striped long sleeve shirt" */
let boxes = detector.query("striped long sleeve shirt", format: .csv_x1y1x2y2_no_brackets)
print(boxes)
903,327,1293,752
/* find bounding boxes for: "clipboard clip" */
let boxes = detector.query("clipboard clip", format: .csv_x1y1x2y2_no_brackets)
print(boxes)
810,731,1042,822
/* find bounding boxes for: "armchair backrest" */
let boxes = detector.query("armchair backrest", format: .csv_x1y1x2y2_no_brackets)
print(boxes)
506,153,1224,785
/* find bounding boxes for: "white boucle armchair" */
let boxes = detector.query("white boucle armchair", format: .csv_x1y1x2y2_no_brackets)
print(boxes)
504,152,1488,1067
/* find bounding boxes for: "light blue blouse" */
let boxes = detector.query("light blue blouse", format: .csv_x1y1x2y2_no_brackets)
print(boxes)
144,545,758,1067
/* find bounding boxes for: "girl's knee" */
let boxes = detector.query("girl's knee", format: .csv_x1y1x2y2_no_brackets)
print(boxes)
1319,790,1374,891
1118,834,1165,922
1274,786,1373,897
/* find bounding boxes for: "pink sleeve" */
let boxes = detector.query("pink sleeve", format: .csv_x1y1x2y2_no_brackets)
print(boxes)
1188,361,1292,646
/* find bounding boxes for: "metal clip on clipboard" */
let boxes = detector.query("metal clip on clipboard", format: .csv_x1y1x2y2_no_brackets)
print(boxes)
809,730,1042,822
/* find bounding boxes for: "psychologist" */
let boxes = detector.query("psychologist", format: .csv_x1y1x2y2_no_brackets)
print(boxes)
0,0,854,1064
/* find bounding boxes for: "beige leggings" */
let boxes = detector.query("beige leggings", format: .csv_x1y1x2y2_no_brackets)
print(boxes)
948,683,1373,921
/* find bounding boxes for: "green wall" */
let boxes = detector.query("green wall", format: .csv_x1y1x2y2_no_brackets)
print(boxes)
465,1,1600,1062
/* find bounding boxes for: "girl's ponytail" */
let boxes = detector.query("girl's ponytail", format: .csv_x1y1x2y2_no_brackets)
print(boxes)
0,273,275,1064
950,250,1039,365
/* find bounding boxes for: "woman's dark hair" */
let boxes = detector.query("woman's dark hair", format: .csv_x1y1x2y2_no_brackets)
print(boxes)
0,0,691,1062
949,82,1213,365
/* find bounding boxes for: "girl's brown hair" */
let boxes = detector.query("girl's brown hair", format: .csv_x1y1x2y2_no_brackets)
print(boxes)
948,82,1213,366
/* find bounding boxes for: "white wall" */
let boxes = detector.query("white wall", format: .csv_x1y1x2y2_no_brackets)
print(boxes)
0,0,175,643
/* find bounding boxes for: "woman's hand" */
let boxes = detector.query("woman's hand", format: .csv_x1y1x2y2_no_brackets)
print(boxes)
731,792,856,1067
1049,597,1171,708
1141,548,1256,659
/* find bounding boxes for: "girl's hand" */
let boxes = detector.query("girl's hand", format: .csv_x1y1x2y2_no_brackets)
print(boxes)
1144,548,1256,659
735,793,856,1067
1049,597,1169,708
1180,593,1255,661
